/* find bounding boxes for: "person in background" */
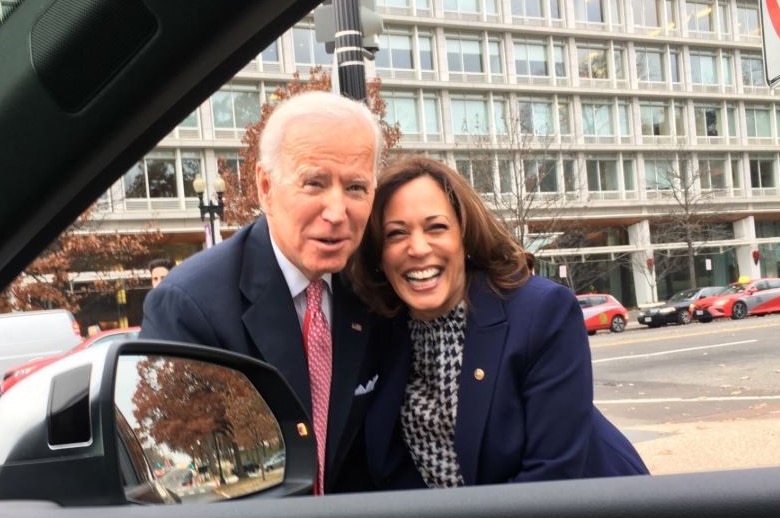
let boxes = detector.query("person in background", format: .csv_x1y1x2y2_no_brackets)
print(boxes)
140,91,384,494
350,156,648,490
148,258,175,289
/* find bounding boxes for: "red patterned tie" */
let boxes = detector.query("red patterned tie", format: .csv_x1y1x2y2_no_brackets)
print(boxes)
303,279,332,495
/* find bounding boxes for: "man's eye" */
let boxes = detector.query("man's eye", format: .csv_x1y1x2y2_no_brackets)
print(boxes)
304,179,324,188
348,183,369,194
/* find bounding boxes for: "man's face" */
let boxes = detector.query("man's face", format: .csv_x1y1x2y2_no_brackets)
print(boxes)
150,266,169,288
258,116,377,280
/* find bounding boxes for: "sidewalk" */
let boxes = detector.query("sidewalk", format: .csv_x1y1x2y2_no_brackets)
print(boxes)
624,414,780,475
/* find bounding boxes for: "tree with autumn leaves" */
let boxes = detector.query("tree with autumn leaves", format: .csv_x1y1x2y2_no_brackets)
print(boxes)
220,67,402,227
131,356,282,481
0,205,162,315
0,69,400,315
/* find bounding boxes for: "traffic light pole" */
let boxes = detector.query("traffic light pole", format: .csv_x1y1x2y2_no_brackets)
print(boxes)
333,0,366,102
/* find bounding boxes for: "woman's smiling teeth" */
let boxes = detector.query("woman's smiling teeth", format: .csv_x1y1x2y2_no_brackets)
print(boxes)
404,267,441,286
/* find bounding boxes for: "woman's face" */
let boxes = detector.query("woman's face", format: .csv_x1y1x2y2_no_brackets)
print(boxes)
380,175,466,321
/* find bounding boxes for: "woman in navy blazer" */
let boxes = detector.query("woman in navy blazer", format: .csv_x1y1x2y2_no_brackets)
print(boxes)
350,156,648,489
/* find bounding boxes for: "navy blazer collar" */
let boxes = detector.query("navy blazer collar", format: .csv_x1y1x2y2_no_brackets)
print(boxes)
240,218,311,410
455,273,509,484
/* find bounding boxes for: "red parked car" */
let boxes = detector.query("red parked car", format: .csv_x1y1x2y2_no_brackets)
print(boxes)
576,294,629,335
1,326,140,395
691,278,780,322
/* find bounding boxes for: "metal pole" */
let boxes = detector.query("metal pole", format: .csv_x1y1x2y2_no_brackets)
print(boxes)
208,212,216,248
214,431,226,485
333,0,366,102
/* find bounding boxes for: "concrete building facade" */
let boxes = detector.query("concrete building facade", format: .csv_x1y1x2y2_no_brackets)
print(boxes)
92,0,780,311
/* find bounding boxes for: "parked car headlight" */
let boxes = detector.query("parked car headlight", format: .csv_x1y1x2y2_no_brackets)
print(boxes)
659,307,675,314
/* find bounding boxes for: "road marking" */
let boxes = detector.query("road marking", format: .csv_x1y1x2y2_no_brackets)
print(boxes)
597,394,780,404
591,320,779,347
593,339,757,363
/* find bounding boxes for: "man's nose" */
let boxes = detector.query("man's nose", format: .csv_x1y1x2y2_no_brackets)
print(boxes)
321,188,347,223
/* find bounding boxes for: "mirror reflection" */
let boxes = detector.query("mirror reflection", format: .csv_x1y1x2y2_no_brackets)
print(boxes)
115,355,285,503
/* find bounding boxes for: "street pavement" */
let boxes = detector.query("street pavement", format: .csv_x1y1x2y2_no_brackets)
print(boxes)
598,313,780,476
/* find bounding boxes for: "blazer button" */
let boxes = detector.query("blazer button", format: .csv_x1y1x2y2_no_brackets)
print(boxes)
474,368,485,381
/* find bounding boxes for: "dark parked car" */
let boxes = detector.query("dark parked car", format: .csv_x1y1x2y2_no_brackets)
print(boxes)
636,287,725,327
263,451,286,472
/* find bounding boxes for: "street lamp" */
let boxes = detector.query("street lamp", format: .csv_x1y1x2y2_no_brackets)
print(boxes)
192,175,226,247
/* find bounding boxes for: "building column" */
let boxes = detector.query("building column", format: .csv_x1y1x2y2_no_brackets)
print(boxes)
733,216,760,280
628,219,656,305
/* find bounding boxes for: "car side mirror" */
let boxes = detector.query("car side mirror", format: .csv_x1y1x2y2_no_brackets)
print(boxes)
116,353,292,502
0,340,316,506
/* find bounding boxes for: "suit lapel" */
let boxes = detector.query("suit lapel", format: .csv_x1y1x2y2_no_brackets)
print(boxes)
240,218,312,415
365,316,412,476
455,274,508,485
324,274,370,472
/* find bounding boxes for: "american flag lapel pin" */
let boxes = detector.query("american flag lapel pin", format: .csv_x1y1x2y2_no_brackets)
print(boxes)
351,322,363,332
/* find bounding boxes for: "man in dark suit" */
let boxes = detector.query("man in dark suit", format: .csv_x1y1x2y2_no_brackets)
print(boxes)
140,91,383,494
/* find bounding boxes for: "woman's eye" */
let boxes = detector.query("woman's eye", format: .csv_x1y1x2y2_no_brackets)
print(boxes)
385,229,404,239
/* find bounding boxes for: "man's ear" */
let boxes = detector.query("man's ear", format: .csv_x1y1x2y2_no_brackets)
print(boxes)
256,162,271,214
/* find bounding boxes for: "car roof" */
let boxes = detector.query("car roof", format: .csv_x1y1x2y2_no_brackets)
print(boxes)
0,309,73,319
81,326,141,344
0,0,321,290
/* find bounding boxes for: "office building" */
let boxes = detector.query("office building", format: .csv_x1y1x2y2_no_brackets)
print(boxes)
92,0,780,316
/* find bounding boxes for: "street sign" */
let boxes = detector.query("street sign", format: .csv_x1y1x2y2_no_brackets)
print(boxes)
760,0,780,87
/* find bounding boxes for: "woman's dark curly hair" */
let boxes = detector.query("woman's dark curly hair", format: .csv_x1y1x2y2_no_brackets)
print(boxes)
349,155,530,317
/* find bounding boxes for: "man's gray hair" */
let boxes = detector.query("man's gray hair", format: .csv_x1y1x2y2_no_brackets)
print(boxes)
259,91,383,180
